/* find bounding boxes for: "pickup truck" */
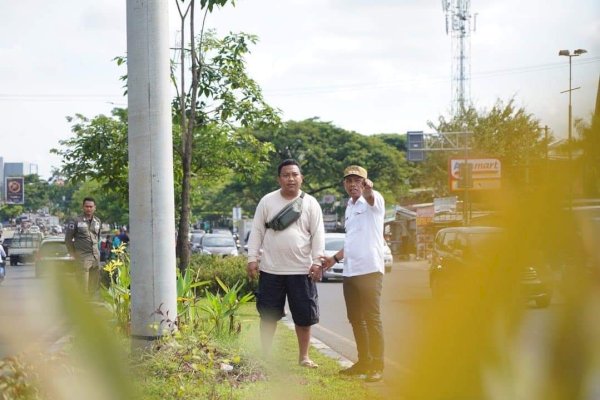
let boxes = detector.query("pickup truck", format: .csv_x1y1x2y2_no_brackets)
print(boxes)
8,232,43,265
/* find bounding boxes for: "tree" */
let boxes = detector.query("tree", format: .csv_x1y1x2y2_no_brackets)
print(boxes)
0,204,23,223
23,174,50,213
576,111,600,197
52,1,279,271
51,108,129,203
171,0,279,270
213,119,411,215
419,99,550,197
373,133,408,152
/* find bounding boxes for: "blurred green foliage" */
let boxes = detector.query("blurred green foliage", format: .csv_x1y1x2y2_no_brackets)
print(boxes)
189,254,258,297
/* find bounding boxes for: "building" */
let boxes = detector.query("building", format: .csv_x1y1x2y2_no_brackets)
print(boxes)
0,157,39,202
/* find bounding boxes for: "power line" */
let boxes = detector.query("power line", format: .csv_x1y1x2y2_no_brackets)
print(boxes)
0,57,597,100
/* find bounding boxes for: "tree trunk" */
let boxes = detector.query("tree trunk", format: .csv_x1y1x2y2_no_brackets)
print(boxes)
177,137,192,273
176,0,198,273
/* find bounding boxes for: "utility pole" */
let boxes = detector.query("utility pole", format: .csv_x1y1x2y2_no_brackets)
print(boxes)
127,0,177,349
559,48,587,209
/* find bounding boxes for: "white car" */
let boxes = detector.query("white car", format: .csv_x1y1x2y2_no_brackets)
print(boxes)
322,233,392,281
198,233,238,256
322,233,345,281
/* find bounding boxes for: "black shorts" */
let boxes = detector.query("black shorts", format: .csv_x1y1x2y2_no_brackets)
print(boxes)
256,271,319,327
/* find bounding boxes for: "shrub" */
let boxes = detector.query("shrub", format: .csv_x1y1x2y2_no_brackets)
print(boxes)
189,255,257,297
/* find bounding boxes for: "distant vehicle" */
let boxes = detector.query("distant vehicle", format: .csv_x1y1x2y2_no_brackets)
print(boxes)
198,233,238,256
190,232,205,253
35,236,77,278
28,225,41,234
322,233,392,281
429,226,554,308
322,233,345,281
211,228,232,236
8,232,43,265
1,233,15,255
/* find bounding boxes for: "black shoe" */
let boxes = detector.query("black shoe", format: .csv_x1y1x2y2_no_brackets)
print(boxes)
339,362,369,376
365,370,383,382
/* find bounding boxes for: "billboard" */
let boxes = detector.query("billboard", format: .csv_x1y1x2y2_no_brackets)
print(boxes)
449,158,501,191
5,177,25,204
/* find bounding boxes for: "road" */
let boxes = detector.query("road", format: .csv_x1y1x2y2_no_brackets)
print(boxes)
0,263,68,358
314,205,600,368
314,260,431,374
312,259,569,396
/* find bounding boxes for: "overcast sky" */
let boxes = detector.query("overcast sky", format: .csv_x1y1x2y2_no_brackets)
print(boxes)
1,0,598,179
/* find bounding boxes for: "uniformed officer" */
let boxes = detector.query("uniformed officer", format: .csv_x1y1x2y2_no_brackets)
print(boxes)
65,197,102,293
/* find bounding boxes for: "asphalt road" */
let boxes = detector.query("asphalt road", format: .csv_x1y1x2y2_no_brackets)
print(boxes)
0,263,69,358
312,259,568,395
314,260,431,375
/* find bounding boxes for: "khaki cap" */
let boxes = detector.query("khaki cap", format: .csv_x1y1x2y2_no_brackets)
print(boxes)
343,165,368,179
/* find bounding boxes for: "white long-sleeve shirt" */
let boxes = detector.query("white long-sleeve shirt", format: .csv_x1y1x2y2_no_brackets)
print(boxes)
247,190,325,274
343,190,385,276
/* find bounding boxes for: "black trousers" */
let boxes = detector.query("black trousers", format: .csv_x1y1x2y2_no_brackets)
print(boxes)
343,272,384,370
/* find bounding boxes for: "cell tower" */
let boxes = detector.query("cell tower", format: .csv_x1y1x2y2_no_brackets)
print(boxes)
442,0,476,115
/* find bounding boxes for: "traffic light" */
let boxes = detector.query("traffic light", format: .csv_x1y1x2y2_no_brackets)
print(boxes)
407,131,425,162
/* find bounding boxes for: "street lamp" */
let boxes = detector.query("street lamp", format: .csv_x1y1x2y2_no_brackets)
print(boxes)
559,48,587,206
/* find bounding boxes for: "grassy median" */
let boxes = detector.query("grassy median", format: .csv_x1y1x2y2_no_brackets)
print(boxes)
134,303,381,400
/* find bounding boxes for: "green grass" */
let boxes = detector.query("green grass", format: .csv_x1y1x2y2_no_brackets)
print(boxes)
134,303,382,400
1,288,381,400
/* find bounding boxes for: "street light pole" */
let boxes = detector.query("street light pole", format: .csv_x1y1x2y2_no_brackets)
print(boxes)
558,48,587,208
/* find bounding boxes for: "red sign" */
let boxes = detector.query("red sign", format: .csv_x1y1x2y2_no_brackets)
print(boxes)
5,177,25,204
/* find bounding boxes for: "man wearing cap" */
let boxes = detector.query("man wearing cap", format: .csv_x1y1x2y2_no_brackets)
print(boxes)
322,165,386,382
247,159,325,368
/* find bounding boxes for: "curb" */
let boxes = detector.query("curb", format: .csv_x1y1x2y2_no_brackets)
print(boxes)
281,316,354,369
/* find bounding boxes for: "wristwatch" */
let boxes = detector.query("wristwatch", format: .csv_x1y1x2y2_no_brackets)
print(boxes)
333,254,340,263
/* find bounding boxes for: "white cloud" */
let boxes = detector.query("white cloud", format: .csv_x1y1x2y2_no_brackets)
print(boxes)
0,0,598,178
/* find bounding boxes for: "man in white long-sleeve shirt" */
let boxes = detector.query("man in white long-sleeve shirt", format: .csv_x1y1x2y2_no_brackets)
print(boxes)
247,159,325,368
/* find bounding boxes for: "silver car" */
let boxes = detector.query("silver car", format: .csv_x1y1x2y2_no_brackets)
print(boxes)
322,233,393,280
198,233,238,257
322,233,345,281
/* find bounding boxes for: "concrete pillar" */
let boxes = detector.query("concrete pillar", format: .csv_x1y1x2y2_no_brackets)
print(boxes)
126,0,177,348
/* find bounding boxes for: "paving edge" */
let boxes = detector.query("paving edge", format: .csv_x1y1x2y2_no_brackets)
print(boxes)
281,315,354,369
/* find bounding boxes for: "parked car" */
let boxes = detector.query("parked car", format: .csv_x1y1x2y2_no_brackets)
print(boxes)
322,233,346,281
429,226,553,308
322,233,393,281
190,231,205,253
34,236,77,278
198,233,239,256
211,228,231,236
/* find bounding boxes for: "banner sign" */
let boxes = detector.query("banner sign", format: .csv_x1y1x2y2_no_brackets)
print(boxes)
450,158,501,179
5,177,25,204
449,158,501,191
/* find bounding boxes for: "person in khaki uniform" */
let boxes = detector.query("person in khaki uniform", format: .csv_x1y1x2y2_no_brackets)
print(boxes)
65,197,102,293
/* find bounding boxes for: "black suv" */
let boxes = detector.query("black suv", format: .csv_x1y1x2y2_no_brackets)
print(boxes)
429,226,553,308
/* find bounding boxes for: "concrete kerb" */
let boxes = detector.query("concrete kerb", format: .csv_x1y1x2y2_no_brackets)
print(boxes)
280,315,354,369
